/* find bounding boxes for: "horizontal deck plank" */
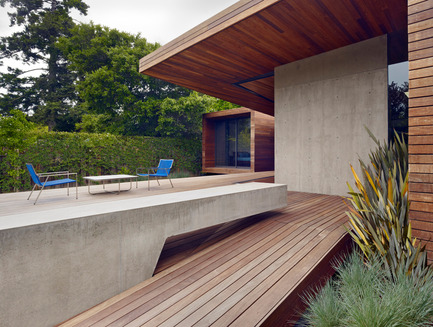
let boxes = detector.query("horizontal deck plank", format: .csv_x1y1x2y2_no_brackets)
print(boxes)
101,222,287,326
190,215,347,327
59,192,350,327
70,215,285,327
150,200,346,326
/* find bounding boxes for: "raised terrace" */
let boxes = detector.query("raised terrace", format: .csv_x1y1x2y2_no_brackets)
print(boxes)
0,172,286,326
59,191,351,326
0,173,351,326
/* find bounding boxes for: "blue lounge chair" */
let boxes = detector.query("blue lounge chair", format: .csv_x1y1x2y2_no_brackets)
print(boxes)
26,163,78,205
137,159,174,190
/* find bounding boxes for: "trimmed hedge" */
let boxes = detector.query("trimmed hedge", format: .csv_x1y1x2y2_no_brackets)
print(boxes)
0,131,202,193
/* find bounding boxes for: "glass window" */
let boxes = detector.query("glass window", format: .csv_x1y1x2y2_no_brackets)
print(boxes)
388,61,408,140
215,117,251,168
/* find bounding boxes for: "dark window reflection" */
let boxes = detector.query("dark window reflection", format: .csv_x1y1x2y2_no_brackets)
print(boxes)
215,117,251,168
388,62,408,141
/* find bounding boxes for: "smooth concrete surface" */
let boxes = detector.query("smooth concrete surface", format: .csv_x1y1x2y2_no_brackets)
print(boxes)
275,35,388,196
0,182,286,327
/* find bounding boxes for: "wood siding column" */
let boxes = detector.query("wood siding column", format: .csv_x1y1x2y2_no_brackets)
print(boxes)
408,0,433,263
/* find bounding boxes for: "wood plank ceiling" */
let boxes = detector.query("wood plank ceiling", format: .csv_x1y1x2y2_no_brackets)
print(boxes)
139,0,408,116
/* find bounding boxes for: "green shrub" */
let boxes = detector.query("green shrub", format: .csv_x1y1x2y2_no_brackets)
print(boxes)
169,170,194,179
302,251,433,327
0,131,202,193
0,110,42,191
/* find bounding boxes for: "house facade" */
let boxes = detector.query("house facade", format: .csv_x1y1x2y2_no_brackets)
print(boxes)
140,0,433,261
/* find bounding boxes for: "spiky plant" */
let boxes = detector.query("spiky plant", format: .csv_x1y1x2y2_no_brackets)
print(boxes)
346,129,431,282
302,252,433,327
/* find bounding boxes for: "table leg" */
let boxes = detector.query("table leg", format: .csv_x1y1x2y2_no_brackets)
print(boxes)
87,180,96,195
85,177,137,195
86,179,108,195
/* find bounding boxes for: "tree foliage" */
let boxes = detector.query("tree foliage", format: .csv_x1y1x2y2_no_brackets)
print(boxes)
388,81,408,139
157,91,238,138
0,109,38,151
57,22,194,135
388,81,408,121
0,109,43,190
59,23,238,137
0,0,88,130
0,3,238,136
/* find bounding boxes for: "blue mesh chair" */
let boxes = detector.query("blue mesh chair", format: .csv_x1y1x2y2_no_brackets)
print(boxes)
26,163,78,204
136,159,174,190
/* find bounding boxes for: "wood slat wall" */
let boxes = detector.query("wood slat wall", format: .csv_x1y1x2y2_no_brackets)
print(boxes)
253,111,275,171
408,0,433,263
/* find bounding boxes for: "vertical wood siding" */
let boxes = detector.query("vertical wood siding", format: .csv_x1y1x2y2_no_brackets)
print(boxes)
253,111,275,172
408,0,433,263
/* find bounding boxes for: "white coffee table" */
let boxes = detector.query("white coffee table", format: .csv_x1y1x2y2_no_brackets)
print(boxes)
83,174,138,194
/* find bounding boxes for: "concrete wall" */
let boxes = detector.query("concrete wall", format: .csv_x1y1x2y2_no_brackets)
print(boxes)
275,36,388,196
0,183,287,327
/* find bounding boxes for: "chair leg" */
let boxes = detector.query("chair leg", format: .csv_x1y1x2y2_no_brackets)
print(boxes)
34,185,45,205
27,184,38,200
168,176,173,188
155,177,160,186
148,176,150,191
75,181,78,199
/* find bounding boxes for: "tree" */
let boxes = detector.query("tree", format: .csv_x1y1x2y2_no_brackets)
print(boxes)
0,0,88,130
157,91,238,138
57,22,192,135
0,109,42,191
388,81,408,139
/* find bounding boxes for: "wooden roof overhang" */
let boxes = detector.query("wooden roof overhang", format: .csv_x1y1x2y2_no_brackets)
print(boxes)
139,0,408,116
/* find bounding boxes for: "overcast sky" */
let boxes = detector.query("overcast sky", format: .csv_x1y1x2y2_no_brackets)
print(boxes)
0,0,239,45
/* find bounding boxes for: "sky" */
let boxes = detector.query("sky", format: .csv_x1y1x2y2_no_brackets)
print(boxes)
0,0,239,77
0,0,239,45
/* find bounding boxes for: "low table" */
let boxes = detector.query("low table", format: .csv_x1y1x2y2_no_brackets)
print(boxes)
83,174,138,194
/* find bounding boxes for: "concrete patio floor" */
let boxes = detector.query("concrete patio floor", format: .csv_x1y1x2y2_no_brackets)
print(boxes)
0,171,274,217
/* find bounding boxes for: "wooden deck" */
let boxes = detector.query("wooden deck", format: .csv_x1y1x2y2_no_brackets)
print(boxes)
59,191,351,327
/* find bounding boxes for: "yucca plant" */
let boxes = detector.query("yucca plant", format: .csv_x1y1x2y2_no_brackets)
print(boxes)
346,129,432,282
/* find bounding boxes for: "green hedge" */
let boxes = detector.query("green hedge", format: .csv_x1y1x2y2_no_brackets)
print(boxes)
0,132,202,193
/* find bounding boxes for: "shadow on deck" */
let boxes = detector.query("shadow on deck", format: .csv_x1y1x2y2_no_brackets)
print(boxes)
59,191,351,327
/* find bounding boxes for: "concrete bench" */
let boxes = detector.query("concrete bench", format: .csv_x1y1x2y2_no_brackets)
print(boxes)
0,182,287,327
